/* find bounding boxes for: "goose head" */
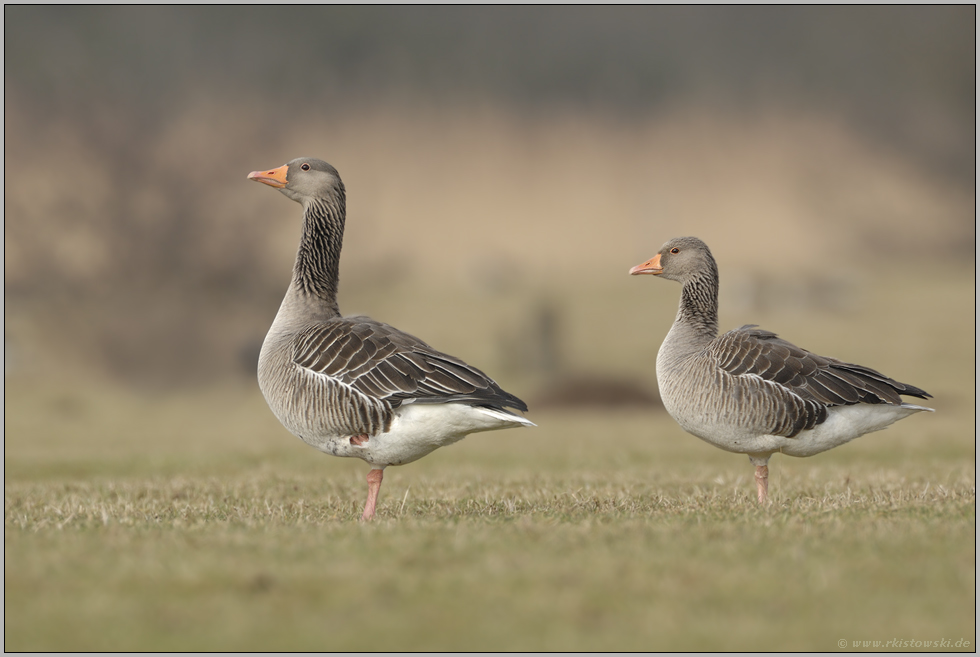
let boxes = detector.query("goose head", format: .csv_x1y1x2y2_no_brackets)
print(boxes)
629,236,715,284
248,157,343,206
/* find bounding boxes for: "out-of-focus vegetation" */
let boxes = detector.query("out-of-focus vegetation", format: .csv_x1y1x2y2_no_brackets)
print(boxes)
5,7,974,175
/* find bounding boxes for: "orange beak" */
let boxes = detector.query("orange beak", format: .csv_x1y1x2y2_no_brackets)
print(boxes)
247,163,289,188
629,253,663,276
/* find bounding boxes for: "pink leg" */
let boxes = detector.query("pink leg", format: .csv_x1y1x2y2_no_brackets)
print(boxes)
350,434,368,446
361,468,384,521
755,465,769,504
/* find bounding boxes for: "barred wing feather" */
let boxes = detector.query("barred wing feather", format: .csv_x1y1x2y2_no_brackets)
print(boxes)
709,325,931,438
293,317,528,412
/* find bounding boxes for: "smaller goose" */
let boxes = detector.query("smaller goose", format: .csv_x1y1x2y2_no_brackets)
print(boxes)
630,237,933,503
249,157,533,520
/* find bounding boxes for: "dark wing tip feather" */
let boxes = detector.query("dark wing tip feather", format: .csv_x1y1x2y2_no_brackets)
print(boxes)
897,382,932,400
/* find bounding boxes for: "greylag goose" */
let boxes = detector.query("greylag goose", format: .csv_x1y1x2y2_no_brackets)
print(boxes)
248,157,533,520
630,236,933,503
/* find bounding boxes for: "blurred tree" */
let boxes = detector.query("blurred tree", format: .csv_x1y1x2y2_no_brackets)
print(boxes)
5,6,974,178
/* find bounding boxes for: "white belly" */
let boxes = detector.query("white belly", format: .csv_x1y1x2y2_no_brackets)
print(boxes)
678,402,932,459
775,403,931,457
323,402,534,467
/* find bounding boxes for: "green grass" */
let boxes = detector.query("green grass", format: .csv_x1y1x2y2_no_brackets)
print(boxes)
4,380,975,652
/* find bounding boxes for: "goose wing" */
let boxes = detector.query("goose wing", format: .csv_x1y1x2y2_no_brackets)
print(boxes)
293,316,528,413
708,325,931,438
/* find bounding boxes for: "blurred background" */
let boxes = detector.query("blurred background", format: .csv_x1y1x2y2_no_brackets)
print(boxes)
4,5,975,400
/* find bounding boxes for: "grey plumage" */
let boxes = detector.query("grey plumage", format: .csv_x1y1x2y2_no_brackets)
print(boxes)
631,236,932,503
292,317,529,413
708,325,930,437
249,156,532,519
254,157,527,433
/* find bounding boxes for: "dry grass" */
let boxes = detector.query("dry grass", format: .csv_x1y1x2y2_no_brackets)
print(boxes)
4,468,975,651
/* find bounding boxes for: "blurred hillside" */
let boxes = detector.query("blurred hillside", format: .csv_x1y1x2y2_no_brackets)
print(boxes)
4,6,976,389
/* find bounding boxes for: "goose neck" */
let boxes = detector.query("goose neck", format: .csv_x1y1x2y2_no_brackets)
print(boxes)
671,269,720,346
293,195,345,314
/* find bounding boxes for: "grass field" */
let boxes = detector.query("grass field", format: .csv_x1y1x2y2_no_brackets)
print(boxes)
4,269,976,651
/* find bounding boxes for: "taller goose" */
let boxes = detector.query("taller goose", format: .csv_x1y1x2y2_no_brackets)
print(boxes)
630,237,932,503
248,157,533,520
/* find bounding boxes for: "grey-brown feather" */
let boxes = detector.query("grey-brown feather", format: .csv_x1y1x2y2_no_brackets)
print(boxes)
708,326,930,437
293,317,529,413
259,348,393,439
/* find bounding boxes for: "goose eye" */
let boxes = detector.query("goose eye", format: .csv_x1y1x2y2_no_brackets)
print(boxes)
670,247,680,254
301,163,310,171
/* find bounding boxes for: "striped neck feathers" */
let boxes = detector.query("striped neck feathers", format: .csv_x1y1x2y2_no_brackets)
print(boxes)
293,193,346,312
675,259,720,343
